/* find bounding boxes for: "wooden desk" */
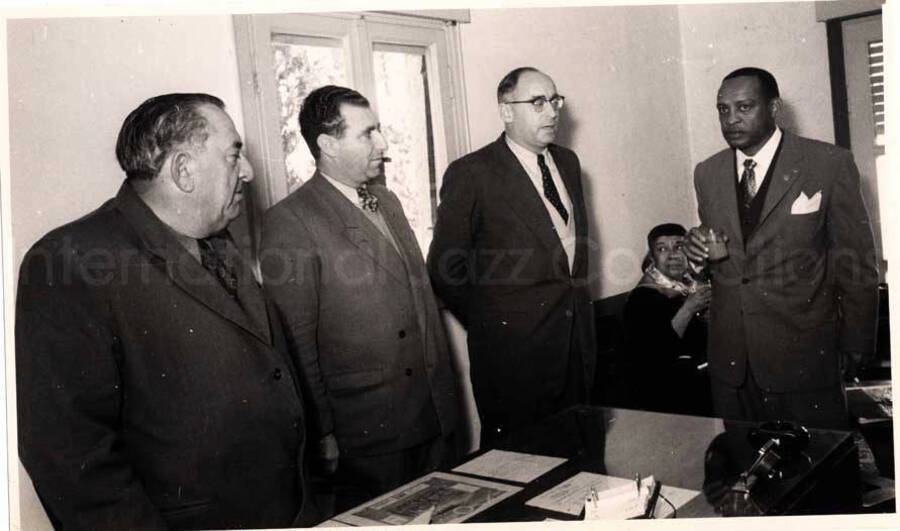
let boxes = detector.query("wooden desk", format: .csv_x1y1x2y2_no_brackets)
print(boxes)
459,406,859,521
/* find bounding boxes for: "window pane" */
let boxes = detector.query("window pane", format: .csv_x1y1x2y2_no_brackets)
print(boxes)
272,35,348,192
373,46,436,254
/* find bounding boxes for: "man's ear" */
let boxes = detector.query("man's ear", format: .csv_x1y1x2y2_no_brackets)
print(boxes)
317,134,338,159
499,103,514,124
170,151,195,193
768,97,782,122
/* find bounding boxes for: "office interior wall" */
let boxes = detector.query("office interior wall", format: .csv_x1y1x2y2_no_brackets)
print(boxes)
678,2,834,168
8,16,245,275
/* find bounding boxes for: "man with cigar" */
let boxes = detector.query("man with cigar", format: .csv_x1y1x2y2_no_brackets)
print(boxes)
260,85,458,512
17,93,310,529
686,67,879,429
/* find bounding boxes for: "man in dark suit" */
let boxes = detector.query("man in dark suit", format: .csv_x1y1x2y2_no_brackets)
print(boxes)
16,93,310,529
686,67,879,429
259,85,458,513
427,67,596,448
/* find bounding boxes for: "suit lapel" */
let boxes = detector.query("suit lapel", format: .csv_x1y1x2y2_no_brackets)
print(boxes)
756,133,802,230
308,174,409,286
370,186,431,342
230,239,272,345
491,136,569,272
114,184,272,344
709,151,744,249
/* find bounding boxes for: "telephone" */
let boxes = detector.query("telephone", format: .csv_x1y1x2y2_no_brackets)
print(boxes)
711,421,812,516
744,421,811,487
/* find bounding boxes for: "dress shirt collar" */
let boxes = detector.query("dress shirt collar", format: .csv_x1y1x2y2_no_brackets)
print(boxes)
736,127,782,187
321,172,362,208
505,134,551,170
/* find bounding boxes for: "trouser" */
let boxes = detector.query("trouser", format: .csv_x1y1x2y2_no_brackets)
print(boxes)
479,329,588,449
710,363,849,430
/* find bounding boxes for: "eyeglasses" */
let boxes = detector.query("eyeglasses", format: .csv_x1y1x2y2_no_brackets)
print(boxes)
503,95,566,112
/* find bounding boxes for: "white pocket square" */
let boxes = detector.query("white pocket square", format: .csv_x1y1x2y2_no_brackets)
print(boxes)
791,190,822,215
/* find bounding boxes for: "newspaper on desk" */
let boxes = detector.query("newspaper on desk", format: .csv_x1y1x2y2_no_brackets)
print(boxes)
331,471,521,526
453,449,568,483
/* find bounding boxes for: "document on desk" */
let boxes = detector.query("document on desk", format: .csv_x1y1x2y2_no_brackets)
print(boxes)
526,472,630,515
526,472,700,518
452,449,568,483
331,471,521,526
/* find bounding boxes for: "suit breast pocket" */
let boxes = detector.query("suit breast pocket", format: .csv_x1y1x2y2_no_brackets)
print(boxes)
776,209,825,249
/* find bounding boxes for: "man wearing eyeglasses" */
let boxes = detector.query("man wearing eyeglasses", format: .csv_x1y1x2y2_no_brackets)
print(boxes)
428,67,596,449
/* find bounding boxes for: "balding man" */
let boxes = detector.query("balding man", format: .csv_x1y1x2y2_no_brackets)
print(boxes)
428,67,597,448
17,93,310,529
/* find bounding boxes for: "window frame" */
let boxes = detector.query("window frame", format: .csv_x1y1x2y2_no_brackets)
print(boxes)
233,11,470,211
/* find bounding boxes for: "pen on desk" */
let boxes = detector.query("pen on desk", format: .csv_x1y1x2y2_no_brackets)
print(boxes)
635,473,642,495
644,480,662,519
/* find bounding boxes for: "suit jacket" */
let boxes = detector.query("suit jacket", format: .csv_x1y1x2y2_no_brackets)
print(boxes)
259,173,458,457
16,183,308,530
427,134,597,429
694,132,879,392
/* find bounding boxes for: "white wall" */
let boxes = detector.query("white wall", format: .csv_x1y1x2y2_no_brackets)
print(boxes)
461,5,695,298
8,16,244,272
678,2,834,166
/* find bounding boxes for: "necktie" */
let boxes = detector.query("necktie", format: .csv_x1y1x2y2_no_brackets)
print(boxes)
739,158,758,210
537,154,568,224
356,183,379,213
198,232,238,297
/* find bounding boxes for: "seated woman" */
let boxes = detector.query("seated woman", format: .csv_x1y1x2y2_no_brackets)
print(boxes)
623,223,712,416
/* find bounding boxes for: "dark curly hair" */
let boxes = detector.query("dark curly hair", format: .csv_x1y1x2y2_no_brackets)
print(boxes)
115,93,224,181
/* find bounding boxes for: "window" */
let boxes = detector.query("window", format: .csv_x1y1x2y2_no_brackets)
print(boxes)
839,13,885,272
234,12,469,253
867,38,884,149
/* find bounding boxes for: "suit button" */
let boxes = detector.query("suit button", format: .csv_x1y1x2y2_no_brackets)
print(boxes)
741,278,749,284
405,368,413,376
565,310,573,317
273,368,283,380
398,330,406,338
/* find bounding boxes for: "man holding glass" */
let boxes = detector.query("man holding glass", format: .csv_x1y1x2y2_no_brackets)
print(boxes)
428,67,596,448
686,67,879,429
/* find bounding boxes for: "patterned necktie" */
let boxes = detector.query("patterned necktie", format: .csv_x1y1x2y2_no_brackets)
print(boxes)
537,154,569,224
740,158,758,210
198,232,238,297
356,183,379,213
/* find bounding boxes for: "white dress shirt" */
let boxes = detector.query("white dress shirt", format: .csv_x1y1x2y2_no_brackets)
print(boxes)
505,136,576,273
321,173,400,253
735,127,782,195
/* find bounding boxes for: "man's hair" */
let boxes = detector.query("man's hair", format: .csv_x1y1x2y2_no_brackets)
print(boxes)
497,66,541,103
722,67,780,102
647,223,687,249
115,93,224,181
299,85,370,160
